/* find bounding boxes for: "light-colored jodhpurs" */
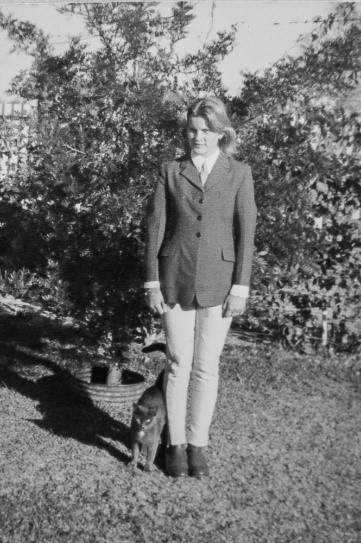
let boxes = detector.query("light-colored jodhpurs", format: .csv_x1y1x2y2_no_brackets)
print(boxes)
162,302,232,447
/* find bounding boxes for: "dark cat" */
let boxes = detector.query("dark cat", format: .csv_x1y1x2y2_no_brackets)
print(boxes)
130,343,167,472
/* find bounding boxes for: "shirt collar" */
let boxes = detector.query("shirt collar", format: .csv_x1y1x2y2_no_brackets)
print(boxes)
191,148,220,173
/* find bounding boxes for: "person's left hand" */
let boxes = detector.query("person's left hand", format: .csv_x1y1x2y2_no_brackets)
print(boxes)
222,295,247,318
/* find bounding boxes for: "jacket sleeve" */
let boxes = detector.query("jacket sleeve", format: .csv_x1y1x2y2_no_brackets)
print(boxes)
233,164,257,287
144,163,167,282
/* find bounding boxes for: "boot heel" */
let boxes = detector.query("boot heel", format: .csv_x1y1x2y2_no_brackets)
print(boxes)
166,444,188,478
187,445,209,477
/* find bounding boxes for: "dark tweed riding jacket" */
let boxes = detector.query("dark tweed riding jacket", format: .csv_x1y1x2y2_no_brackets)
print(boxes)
145,152,257,307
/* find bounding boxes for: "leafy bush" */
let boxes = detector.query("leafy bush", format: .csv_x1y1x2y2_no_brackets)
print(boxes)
0,3,236,350
1,3,360,352
0,261,70,314
232,3,361,351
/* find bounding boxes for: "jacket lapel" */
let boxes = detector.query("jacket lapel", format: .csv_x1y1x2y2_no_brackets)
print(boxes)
203,153,231,192
179,152,231,192
179,158,203,191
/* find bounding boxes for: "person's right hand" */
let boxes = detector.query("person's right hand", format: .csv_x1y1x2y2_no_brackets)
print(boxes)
145,287,166,315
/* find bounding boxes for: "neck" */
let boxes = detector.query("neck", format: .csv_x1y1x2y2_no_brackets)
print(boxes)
191,148,220,160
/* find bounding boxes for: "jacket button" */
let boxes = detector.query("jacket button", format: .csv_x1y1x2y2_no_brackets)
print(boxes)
199,198,204,204
196,232,201,238
197,214,202,221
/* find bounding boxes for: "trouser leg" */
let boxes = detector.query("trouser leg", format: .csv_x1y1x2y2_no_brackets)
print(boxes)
188,305,232,447
162,302,196,445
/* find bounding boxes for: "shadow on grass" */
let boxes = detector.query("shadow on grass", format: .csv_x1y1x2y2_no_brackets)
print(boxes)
0,310,89,353
0,312,137,467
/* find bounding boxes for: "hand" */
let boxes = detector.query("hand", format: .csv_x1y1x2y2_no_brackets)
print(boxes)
145,287,166,315
222,295,247,318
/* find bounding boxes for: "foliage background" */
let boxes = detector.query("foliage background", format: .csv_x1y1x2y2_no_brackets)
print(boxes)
232,3,361,351
0,1,360,354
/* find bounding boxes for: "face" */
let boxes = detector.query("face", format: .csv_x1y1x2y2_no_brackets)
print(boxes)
186,116,223,157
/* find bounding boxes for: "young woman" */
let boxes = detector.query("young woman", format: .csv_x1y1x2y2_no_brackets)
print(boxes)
144,96,257,478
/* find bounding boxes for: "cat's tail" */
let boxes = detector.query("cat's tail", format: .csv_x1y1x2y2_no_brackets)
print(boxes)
154,368,165,390
142,343,167,392
142,342,167,355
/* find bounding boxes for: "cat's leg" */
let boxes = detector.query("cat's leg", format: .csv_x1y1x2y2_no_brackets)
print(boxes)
144,441,159,472
130,441,140,468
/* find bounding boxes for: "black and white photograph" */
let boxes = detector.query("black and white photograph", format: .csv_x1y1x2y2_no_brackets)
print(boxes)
0,1,360,541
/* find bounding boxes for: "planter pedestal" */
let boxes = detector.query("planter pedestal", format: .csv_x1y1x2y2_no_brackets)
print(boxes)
106,365,121,385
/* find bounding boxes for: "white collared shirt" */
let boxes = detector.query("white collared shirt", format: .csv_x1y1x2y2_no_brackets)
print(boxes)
191,148,220,181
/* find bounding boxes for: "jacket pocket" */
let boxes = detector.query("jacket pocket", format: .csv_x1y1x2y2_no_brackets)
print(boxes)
222,245,236,262
159,243,175,257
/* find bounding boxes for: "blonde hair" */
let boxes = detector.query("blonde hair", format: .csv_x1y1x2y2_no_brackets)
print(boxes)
181,96,237,156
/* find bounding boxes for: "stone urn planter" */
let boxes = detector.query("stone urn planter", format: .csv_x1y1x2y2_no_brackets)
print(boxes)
71,363,146,406
70,333,146,406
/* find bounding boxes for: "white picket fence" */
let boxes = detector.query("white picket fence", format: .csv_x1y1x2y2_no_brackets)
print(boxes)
0,101,36,119
0,101,37,180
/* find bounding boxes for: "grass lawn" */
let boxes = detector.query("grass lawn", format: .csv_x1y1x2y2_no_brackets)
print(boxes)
0,310,360,543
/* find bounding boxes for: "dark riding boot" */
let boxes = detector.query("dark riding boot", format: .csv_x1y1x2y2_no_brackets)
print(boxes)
165,444,188,478
187,444,210,478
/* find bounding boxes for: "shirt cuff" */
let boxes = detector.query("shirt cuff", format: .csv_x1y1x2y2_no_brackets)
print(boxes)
230,285,249,298
144,281,160,289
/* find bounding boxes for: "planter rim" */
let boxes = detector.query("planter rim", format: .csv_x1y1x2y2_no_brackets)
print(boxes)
70,367,146,404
